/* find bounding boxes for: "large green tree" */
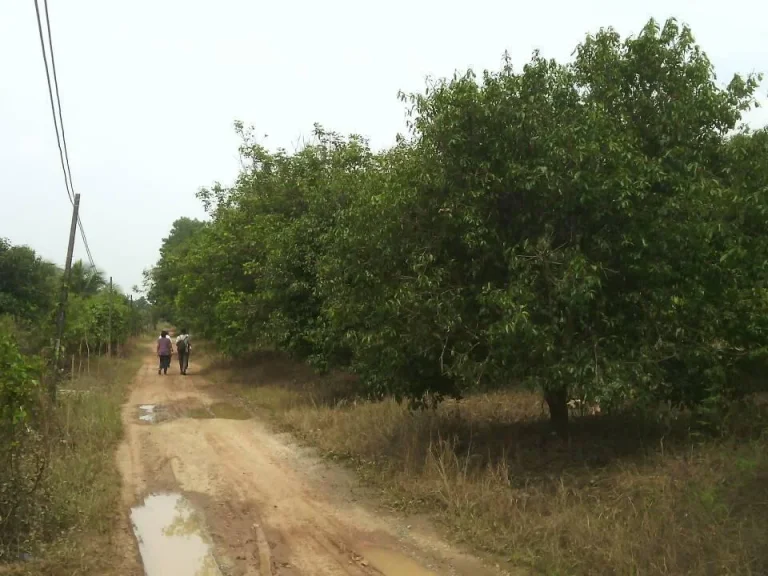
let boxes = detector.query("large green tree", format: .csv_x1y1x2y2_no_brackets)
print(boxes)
150,18,766,436
145,217,207,323
0,238,57,324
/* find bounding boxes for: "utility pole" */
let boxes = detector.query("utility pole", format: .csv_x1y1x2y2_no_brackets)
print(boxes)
108,276,113,356
53,193,80,401
130,294,134,336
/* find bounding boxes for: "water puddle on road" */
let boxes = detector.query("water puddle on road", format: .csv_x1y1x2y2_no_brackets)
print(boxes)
360,547,438,576
137,404,170,424
137,402,250,424
130,493,222,576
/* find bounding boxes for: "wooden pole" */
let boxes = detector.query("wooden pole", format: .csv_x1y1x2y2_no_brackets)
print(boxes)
52,193,80,401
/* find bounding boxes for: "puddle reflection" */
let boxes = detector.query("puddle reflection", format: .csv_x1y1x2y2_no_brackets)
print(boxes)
130,493,222,576
138,404,167,424
137,402,249,423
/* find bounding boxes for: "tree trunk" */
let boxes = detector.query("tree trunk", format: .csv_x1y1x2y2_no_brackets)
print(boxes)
85,337,90,375
545,386,569,440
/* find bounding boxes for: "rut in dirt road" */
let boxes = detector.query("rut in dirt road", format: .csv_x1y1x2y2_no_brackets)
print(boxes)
117,349,508,576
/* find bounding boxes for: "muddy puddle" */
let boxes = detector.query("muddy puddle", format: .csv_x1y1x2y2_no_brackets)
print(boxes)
137,402,250,424
360,547,439,576
130,493,222,576
138,404,170,424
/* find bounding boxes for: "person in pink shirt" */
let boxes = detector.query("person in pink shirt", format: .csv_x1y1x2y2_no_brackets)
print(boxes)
156,330,173,375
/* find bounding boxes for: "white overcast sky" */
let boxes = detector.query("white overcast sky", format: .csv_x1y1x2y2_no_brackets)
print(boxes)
1,0,767,292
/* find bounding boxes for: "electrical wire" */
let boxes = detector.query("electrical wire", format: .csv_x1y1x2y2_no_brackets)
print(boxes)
42,0,77,205
78,220,96,269
32,0,73,203
34,0,98,270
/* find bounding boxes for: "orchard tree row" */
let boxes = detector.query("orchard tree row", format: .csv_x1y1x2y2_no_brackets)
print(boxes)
147,19,768,436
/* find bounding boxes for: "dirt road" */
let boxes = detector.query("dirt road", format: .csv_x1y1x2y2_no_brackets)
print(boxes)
117,349,502,576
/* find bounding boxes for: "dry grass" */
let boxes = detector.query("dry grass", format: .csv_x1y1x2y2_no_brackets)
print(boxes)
0,347,141,576
203,351,768,576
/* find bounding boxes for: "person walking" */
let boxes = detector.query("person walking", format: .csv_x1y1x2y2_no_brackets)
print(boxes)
157,330,173,375
175,328,191,375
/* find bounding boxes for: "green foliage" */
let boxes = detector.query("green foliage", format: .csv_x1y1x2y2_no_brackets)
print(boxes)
149,18,767,432
0,332,44,558
144,217,207,325
68,261,106,297
63,287,134,353
0,238,57,326
0,333,39,441
0,241,150,560
0,239,146,358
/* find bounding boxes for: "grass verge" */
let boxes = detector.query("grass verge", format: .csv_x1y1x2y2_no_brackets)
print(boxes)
202,350,768,576
1,347,141,576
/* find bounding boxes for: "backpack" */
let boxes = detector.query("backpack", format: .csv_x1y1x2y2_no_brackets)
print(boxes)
177,337,188,354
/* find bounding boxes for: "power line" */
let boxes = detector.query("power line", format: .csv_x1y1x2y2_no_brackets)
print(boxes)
32,0,73,203
34,0,98,271
43,0,77,204
78,220,96,269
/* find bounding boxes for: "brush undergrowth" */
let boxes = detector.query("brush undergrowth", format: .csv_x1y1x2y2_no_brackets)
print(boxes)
0,349,141,576
203,350,768,576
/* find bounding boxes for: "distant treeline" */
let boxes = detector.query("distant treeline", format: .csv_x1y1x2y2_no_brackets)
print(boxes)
1,237,153,359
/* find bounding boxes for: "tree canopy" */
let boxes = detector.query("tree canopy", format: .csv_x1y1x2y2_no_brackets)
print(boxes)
148,19,767,435
1,243,151,357
0,238,57,325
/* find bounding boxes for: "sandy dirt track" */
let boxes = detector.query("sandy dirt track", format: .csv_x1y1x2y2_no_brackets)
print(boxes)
117,348,504,576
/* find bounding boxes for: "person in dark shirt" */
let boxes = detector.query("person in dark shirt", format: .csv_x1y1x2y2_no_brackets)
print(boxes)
156,330,173,375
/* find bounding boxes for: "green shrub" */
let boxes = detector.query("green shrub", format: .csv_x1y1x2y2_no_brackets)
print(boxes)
0,331,46,561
